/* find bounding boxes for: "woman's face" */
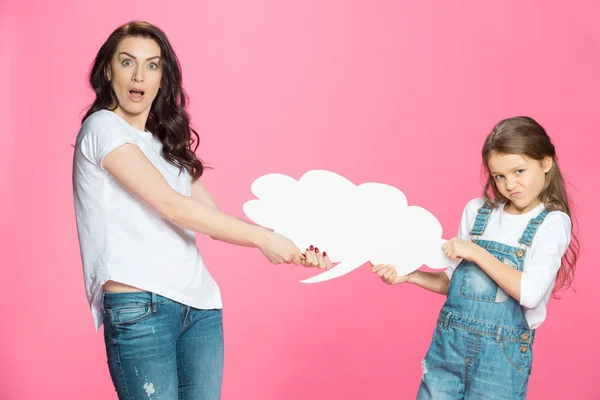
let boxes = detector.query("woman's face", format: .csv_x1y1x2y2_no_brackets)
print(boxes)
107,36,162,128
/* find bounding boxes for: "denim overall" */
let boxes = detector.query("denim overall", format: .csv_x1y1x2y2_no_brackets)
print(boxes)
417,204,549,399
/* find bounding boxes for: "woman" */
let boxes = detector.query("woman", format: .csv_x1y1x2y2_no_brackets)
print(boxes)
73,21,330,399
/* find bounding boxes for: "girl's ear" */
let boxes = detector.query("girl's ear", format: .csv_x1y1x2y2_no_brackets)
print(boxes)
543,156,553,173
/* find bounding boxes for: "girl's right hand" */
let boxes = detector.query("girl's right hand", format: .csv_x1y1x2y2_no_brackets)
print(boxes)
259,232,305,265
370,263,412,285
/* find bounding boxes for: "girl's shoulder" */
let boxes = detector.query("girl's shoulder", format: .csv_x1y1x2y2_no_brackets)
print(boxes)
541,209,572,232
461,197,486,217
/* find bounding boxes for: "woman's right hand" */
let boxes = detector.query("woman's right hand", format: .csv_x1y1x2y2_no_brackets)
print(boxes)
258,232,306,265
370,263,412,285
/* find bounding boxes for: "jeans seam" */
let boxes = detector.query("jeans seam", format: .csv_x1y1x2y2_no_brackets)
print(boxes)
464,334,480,392
108,311,132,400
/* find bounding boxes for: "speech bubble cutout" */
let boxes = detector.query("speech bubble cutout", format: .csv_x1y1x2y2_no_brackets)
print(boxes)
243,170,453,283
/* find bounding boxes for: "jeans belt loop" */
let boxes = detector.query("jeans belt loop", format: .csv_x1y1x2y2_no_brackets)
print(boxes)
443,311,452,329
495,326,503,343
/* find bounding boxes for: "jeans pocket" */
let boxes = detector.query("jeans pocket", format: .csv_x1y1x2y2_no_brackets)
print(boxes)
459,261,508,303
501,341,531,375
110,304,153,326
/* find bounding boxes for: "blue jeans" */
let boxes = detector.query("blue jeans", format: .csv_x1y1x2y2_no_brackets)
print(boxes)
416,202,543,399
416,312,533,399
102,292,224,400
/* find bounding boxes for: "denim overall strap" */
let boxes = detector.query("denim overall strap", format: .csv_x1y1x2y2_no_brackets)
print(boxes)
469,203,493,237
518,209,550,247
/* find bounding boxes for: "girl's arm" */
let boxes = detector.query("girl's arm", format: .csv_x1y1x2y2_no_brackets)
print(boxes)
442,210,571,307
408,270,450,295
443,239,522,301
372,264,450,295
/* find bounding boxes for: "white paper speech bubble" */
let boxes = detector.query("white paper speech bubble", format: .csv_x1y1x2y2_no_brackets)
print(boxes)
243,170,453,283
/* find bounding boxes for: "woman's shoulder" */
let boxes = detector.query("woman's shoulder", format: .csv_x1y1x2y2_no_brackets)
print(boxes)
78,109,134,144
80,109,126,135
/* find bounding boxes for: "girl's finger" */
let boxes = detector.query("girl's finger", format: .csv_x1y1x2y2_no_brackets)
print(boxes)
372,264,386,273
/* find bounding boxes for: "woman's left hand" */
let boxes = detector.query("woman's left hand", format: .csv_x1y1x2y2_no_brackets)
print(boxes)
442,238,480,262
301,245,332,269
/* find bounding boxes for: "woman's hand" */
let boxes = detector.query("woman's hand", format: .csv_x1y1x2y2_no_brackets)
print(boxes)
258,232,306,264
301,245,332,269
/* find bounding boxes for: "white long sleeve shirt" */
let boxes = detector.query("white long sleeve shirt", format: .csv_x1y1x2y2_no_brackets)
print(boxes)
445,198,572,329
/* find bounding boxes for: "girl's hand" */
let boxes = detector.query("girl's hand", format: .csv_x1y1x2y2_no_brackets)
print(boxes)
370,263,412,285
301,246,332,269
442,237,479,262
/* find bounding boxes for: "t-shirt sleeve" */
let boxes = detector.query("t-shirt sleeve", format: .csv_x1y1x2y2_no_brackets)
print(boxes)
79,113,138,169
520,211,572,309
445,198,484,279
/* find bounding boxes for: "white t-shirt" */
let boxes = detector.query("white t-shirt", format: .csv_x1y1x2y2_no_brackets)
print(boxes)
73,109,222,331
445,198,572,329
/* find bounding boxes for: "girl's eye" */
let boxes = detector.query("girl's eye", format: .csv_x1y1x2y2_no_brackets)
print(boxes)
148,62,159,70
122,59,134,66
495,175,504,180
516,169,525,174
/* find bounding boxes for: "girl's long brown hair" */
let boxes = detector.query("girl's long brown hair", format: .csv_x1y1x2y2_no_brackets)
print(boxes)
481,116,578,295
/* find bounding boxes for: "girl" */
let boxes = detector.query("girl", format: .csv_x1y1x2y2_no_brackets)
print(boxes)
73,21,330,400
372,116,578,399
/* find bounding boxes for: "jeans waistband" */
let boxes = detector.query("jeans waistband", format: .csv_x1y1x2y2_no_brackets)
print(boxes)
438,308,534,344
102,291,159,313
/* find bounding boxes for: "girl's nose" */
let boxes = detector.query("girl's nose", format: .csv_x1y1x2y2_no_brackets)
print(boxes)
505,179,517,191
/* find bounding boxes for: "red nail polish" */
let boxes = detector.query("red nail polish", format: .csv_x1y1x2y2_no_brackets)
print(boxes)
310,245,314,251
323,252,327,257
315,247,319,253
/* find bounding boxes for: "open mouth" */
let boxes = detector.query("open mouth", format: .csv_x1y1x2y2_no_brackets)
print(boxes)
129,89,144,103
129,89,145,99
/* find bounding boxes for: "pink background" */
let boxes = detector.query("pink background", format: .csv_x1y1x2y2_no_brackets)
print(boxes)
2,1,599,398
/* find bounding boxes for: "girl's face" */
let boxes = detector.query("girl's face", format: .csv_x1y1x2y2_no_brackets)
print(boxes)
107,36,162,129
487,152,552,214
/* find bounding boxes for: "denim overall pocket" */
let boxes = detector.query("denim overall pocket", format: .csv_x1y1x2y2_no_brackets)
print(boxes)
459,259,511,303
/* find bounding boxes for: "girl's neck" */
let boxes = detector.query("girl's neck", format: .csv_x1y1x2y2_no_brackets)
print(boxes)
503,199,543,215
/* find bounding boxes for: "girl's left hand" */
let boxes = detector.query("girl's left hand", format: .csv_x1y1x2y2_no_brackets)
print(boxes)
442,238,479,262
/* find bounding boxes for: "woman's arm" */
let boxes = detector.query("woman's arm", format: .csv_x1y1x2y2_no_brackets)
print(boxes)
103,143,304,264
191,179,219,210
